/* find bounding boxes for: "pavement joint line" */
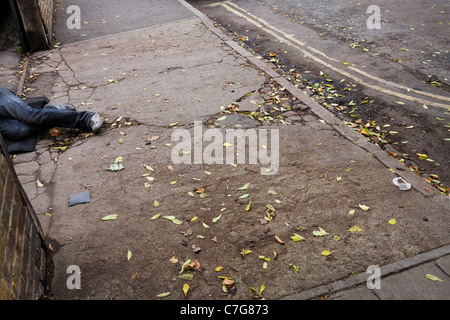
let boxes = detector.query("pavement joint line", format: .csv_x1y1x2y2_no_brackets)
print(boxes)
282,244,450,300
178,0,442,198
49,16,201,49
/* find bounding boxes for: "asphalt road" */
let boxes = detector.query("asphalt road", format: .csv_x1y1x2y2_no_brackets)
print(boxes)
188,0,450,194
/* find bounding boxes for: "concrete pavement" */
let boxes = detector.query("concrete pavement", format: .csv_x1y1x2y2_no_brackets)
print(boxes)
3,0,449,300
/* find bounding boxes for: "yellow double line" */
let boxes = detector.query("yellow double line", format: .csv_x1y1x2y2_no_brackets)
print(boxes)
211,1,449,109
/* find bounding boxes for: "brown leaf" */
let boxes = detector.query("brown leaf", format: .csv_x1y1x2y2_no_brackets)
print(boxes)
167,165,175,171
188,259,201,271
275,235,284,244
223,278,234,287
387,151,397,158
145,135,160,144
49,128,60,137
194,187,204,194
192,244,201,253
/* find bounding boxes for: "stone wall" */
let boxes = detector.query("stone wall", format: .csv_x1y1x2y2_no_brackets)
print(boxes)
0,134,48,300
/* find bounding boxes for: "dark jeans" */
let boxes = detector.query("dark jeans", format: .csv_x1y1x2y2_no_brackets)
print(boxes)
0,86,94,141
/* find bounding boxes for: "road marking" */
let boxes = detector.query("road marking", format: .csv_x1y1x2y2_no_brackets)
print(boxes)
217,1,450,109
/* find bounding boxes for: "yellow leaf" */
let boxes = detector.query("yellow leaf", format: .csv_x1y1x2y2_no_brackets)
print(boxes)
183,283,189,297
348,225,362,232
190,216,198,222
358,204,370,211
417,153,428,160
215,266,223,272
260,284,266,295
321,250,332,256
388,219,397,225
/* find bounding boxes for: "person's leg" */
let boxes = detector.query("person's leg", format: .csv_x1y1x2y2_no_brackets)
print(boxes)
0,86,102,132
44,102,76,111
0,117,41,141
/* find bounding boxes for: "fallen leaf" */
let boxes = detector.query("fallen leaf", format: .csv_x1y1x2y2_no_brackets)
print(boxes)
36,180,44,187
150,213,161,220
177,273,193,281
127,250,132,261
321,250,332,256
417,153,428,160
348,225,362,232
107,160,124,172
154,199,160,207
101,214,117,221
388,218,397,225
223,278,234,287
188,259,201,271
192,244,201,253
313,227,329,237
426,274,443,282
241,249,252,256
169,256,178,264
275,235,284,244
194,187,205,194
245,201,252,211
239,194,249,199
212,214,222,223
180,259,192,274
168,165,175,171
260,284,266,295
163,216,182,225
215,266,223,272
290,233,305,242
359,204,370,211
183,283,190,297
156,292,170,298
237,183,250,190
